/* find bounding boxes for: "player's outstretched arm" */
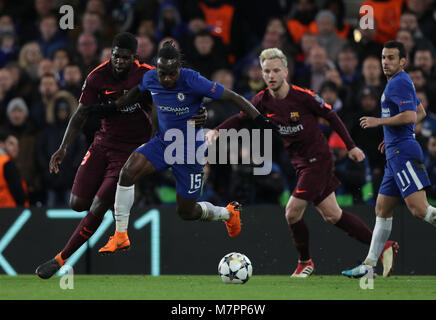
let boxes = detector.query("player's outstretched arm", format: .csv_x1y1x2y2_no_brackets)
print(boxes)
50,103,88,174
417,103,426,123
219,88,260,120
114,85,145,110
360,110,416,128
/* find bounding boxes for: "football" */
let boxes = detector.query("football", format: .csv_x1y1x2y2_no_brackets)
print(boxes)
218,252,253,284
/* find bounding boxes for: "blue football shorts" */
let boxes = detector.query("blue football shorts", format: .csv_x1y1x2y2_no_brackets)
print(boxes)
134,136,204,199
379,153,430,199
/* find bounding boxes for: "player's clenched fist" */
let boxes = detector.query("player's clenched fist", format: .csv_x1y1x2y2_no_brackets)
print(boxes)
49,148,67,174
348,146,365,162
205,129,219,146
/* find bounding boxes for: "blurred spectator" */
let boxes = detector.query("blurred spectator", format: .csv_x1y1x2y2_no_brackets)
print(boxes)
136,35,156,65
188,0,243,63
0,67,15,122
52,48,70,87
416,90,436,139
294,45,334,93
293,32,319,77
237,57,266,100
37,15,68,59
155,0,187,42
349,86,385,194
85,0,106,16
0,15,15,35
329,131,369,205
204,69,239,129
408,65,436,113
321,0,351,39
400,10,426,41
18,41,43,81
337,45,360,87
319,80,344,116
352,18,383,64
136,19,156,38
36,93,86,207
413,45,436,87
185,29,229,79
62,64,83,99
286,0,318,43
315,10,347,62
359,0,403,44
4,62,33,106
406,0,436,48
424,132,436,199
319,80,344,135
30,73,59,128
323,68,349,104
347,55,385,116
1,97,42,205
396,29,415,64
76,33,100,76
0,31,18,68
37,58,55,79
0,129,27,207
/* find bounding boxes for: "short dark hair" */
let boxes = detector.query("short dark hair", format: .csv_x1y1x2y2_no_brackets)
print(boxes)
157,40,181,61
384,41,407,59
112,32,138,53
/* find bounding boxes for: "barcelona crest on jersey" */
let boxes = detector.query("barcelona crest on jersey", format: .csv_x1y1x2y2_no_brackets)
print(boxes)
290,112,300,122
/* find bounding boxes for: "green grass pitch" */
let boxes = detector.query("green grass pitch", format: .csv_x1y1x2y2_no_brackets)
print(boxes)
1,275,436,300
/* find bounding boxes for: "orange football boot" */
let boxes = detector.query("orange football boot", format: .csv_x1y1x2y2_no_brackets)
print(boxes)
98,231,130,255
225,201,242,238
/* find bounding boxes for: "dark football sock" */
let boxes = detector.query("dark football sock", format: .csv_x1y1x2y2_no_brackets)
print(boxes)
334,210,372,245
288,218,310,261
60,212,103,260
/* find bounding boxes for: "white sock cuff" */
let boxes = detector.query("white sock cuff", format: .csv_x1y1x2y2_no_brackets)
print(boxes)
198,202,208,220
375,216,393,229
117,184,134,191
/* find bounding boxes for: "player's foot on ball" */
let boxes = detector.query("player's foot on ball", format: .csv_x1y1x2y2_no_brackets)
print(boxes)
225,201,242,238
35,252,65,279
380,240,399,277
342,263,373,278
98,231,130,255
291,259,314,278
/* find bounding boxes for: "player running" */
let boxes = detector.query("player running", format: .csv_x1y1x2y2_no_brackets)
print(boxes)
206,48,398,278
88,41,275,249
35,33,206,279
342,41,434,278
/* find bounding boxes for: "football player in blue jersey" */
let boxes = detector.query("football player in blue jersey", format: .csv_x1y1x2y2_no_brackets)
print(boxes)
342,41,435,278
92,41,276,251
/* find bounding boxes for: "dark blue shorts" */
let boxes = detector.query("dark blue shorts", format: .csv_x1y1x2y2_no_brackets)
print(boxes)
379,153,430,199
135,136,204,199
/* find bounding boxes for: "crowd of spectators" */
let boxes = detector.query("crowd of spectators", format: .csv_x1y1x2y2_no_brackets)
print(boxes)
0,0,436,208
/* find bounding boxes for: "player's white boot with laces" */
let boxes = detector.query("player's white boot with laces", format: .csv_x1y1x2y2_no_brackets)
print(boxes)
291,259,314,278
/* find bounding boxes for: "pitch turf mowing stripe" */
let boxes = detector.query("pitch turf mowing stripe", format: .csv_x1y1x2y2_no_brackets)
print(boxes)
1,275,436,300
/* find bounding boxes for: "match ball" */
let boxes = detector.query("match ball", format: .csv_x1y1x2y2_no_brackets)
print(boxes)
218,252,253,284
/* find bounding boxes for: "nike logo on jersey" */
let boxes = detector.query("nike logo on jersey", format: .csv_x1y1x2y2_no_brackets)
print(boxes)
295,189,307,194
151,92,159,95
105,90,117,95
266,113,276,118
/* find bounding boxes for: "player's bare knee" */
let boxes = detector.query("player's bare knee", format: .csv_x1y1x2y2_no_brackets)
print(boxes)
119,166,135,186
408,204,426,219
285,209,301,225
